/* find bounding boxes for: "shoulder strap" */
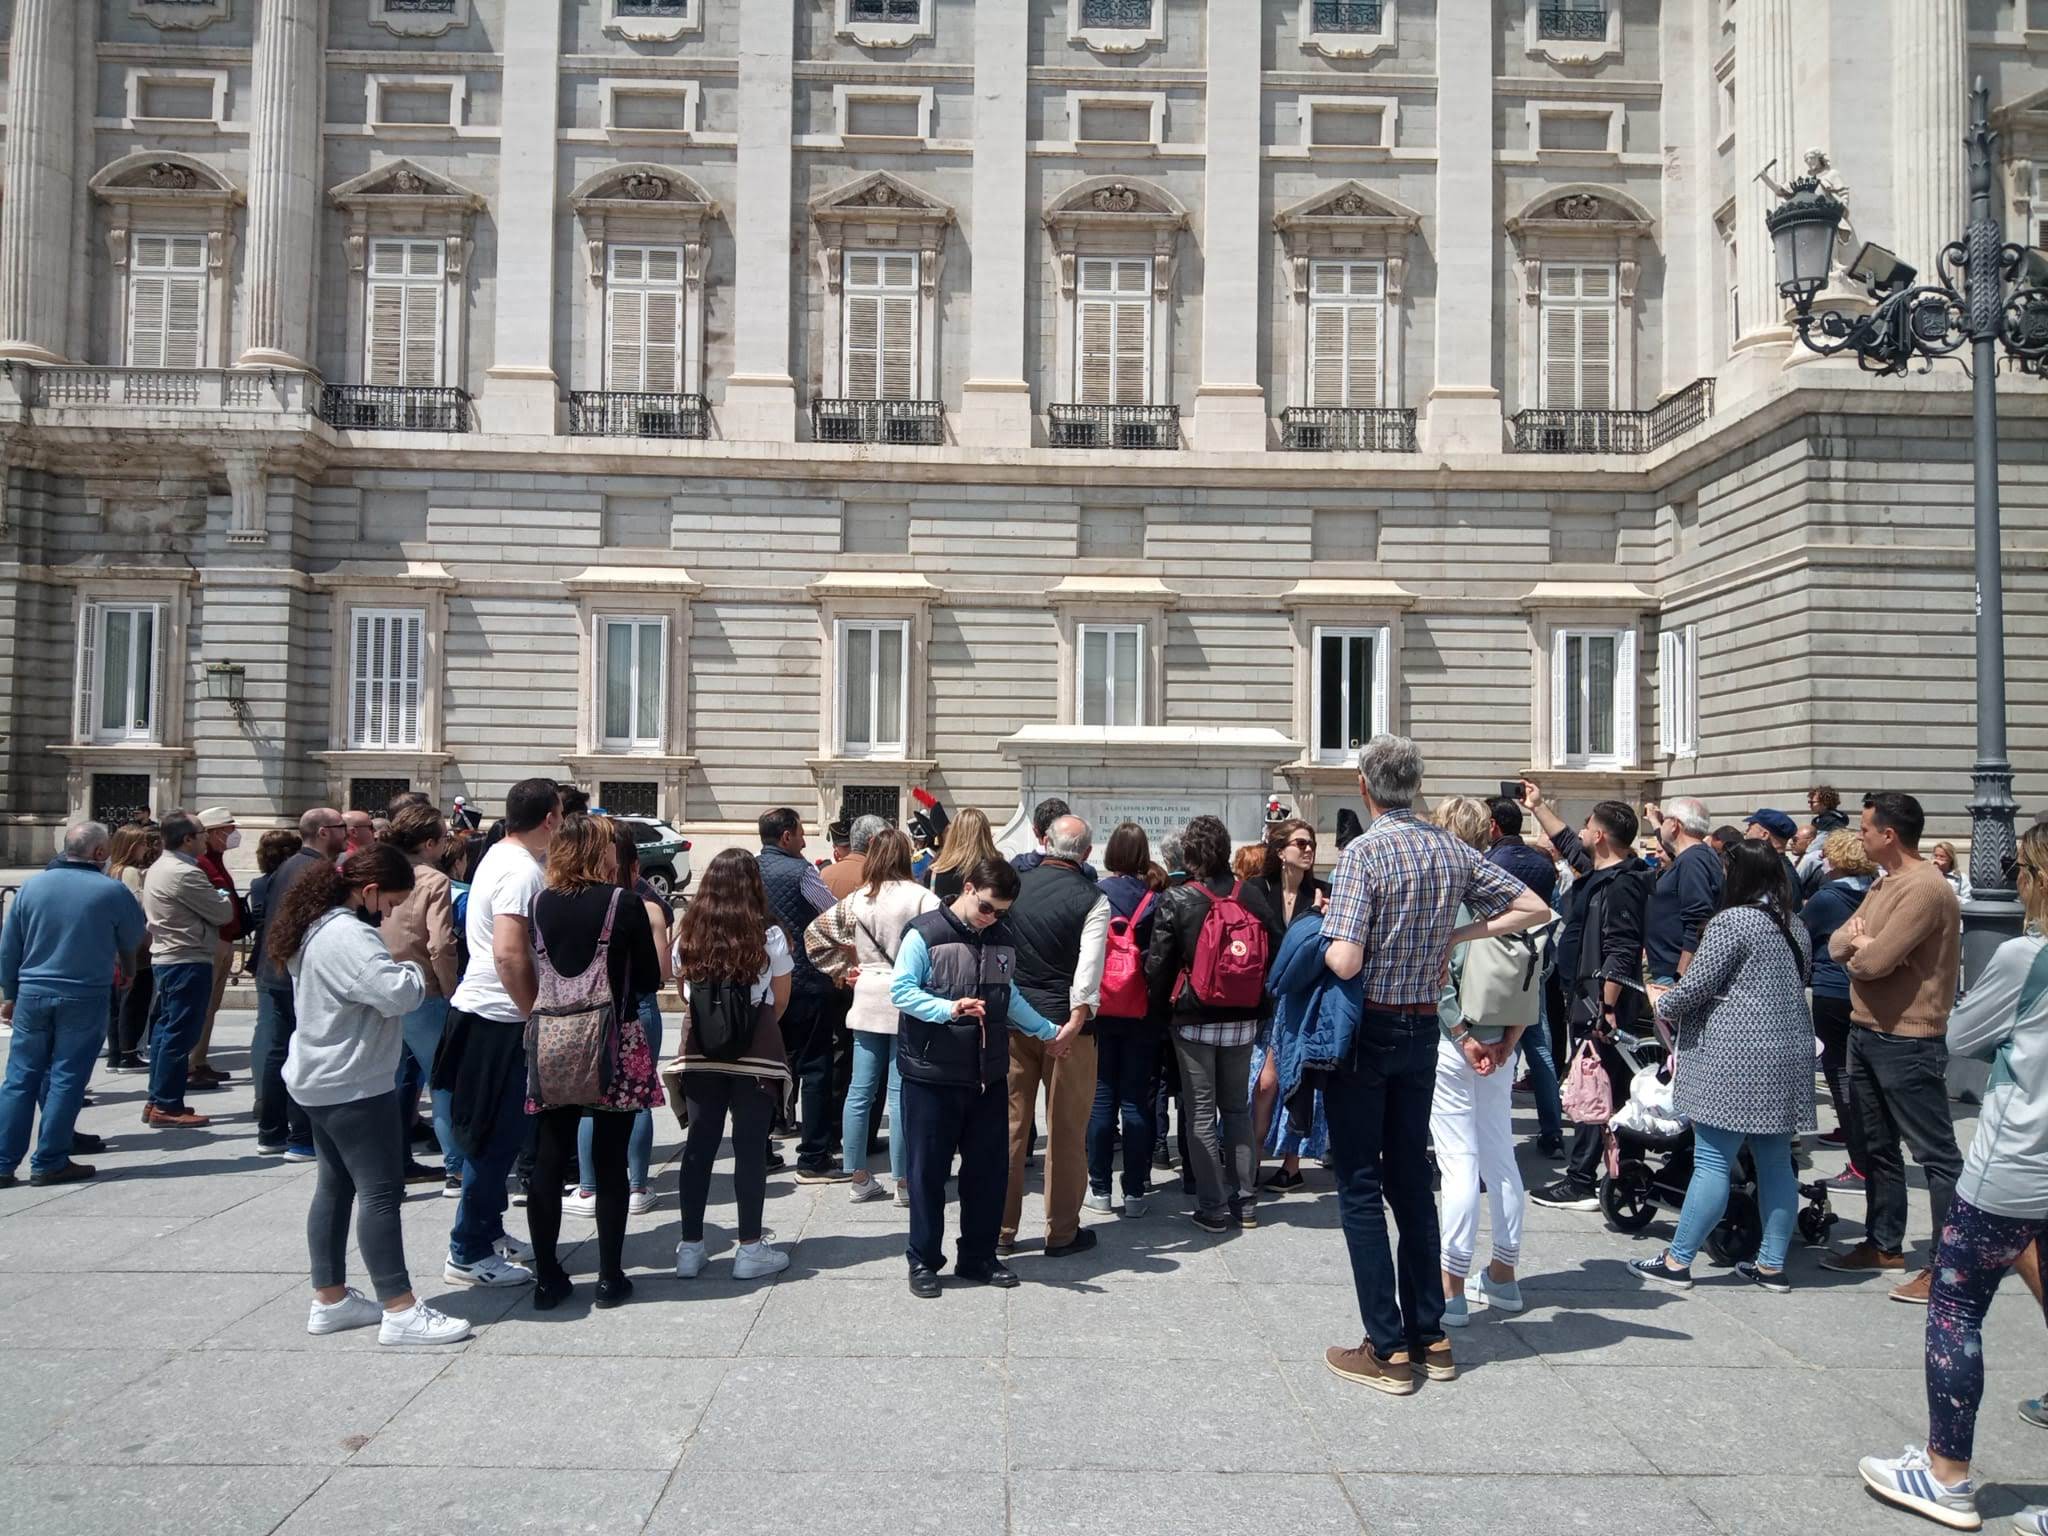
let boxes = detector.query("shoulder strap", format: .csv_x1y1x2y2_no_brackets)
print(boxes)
1130,890,1157,927
592,886,622,956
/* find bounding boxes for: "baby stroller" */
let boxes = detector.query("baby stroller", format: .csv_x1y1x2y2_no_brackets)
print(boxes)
1596,1025,1838,1262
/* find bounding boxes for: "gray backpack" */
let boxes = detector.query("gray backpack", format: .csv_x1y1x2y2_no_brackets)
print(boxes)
1455,914,1560,1033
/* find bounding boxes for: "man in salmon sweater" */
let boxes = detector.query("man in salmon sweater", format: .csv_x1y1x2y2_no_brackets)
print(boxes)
1820,791,1964,1304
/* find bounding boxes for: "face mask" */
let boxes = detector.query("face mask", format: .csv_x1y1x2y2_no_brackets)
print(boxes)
223,830,242,851
357,904,385,928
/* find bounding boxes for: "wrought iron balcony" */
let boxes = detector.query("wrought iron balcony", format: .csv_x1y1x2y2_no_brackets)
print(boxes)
1281,406,1417,452
318,384,472,433
1311,0,1383,31
616,0,688,13
569,390,709,441
811,397,945,446
21,365,318,415
1048,403,1181,450
386,0,458,12
1081,0,1153,27
1537,4,1607,39
848,0,921,18
1509,378,1715,454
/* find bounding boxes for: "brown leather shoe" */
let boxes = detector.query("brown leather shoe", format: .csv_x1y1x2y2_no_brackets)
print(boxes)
1819,1240,1904,1274
143,1105,211,1128
1415,1338,1457,1382
1324,1340,1416,1396
1889,1269,1933,1305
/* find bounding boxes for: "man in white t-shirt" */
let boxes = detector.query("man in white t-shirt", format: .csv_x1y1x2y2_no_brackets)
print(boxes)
442,778,561,1288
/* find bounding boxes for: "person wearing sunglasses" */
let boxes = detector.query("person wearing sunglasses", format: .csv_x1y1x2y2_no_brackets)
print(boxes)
891,858,1082,1298
1242,818,1329,1193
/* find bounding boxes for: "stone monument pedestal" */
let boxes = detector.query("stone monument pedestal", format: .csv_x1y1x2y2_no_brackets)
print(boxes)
993,725,1301,854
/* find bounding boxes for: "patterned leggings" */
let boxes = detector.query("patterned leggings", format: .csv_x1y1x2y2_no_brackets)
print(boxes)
1926,1195,2048,1463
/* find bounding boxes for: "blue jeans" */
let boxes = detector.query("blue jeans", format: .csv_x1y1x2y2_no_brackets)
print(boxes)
1669,1122,1798,1272
840,1029,904,1184
0,990,106,1175
1323,1007,1445,1357
1517,1023,1563,1148
579,996,661,1192
1088,1024,1158,1198
449,1066,530,1266
251,984,311,1147
146,962,214,1111
399,995,460,1177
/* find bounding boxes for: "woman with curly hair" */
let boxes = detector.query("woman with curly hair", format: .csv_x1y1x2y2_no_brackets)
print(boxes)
270,843,468,1347
672,848,794,1282
1805,828,1876,1185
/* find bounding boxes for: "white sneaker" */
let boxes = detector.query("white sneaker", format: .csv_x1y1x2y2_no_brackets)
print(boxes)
849,1176,890,1204
2013,1510,2048,1535
628,1187,656,1216
675,1239,708,1279
564,1189,598,1219
444,1253,534,1288
1469,1271,1526,1314
1858,1446,1981,1531
493,1234,534,1264
1121,1194,1151,1219
306,1287,383,1336
733,1240,790,1280
378,1302,473,1347
1084,1191,1116,1214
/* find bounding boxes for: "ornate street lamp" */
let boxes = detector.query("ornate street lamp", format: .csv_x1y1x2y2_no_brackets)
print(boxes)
1769,79,2045,981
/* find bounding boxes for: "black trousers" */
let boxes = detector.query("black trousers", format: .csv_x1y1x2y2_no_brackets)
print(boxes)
108,964,152,1060
528,1106,632,1285
785,989,846,1169
1564,1031,1632,1192
902,1074,1007,1275
1847,1029,1964,1257
1811,994,1868,1172
679,1070,776,1244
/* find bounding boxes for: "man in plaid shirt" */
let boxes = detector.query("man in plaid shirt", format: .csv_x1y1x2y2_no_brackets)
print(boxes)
1319,735,1549,1397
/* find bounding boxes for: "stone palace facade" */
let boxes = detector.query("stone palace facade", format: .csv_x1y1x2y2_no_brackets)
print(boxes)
0,0,2044,858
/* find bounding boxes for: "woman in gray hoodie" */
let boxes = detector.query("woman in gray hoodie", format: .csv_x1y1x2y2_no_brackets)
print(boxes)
271,842,469,1348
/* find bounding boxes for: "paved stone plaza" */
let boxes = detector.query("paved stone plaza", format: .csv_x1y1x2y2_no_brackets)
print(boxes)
1,1007,2043,1536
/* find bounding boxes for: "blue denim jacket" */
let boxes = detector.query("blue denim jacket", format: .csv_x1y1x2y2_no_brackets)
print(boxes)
1266,914,1364,1096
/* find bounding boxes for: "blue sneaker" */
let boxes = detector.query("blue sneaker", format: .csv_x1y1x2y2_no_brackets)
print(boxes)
282,1145,316,1163
1442,1292,1470,1328
1858,1445,1978,1530
2020,1397,2048,1431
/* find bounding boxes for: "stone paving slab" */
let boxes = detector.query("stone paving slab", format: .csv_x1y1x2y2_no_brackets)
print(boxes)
2,1009,2041,1535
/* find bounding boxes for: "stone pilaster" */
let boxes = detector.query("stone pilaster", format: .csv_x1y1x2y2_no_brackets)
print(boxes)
955,0,1032,448
481,0,564,434
1421,0,1501,451
239,0,326,369
1891,0,1968,273
723,0,799,442
1189,0,1266,451
1728,0,1797,391
0,0,79,363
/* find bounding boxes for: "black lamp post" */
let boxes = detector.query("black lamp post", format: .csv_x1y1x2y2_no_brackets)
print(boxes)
1768,79,2046,982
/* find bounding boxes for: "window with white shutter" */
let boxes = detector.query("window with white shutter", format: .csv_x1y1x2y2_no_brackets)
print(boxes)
1077,623,1144,728
347,607,426,749
126,234,207,369
841,251,919,400
364,239,446,387
1306,261,1385,408
605,246,684,393
597,615,666,750
1552,625,1635,769
1658,624,1698,758
76,603,163,744
837,620,908,756
1312,625,1390,763
1538,262,1616,410
1075,258,1151,405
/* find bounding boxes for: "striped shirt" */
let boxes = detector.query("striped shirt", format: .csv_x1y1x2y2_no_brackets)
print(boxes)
1322,808,1528,1007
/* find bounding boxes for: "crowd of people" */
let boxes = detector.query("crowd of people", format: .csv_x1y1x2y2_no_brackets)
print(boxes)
0,742,2043,1531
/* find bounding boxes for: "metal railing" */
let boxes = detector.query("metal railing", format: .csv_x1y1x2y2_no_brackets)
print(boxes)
811,397,945,446
1048,403,1181,450
848,0,921,18
568,390,710,441
617,0,688,12
26,366,316,413
1509,378,1716,454
1311,0,1383,30
318,384,472,433
387,0,458,12
1537,4,1607,39
1081,0,1153,26
1280,406,1417,452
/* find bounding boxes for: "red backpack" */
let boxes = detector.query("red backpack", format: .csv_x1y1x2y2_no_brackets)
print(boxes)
1179,882,1268,1011
1098,892,1156,1019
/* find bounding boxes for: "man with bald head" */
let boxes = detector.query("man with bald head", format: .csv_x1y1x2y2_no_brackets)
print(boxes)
0,822,145,1185
248,807,347,1156
1002,814,1110,1256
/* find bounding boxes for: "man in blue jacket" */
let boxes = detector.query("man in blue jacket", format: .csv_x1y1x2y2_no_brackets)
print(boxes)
0,822,147,1186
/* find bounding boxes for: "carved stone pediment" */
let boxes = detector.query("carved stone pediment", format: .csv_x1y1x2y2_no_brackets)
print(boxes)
1043,176,1189,245
329,158,486,212
1506,184,1654,242
89,152,241,207
1273,181,1424,236
810,171,953,230
570,164,717,216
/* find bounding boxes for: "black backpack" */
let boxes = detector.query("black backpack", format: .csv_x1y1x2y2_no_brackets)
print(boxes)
690,978,755,1064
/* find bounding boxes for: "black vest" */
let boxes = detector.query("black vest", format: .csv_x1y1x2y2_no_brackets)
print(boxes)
896,907,1018,1089
1006,860,1098,1028
757,845,828,996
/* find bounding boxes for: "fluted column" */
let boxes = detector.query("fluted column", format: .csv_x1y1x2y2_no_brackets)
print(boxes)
1733,0,1796,354
0,0,79,362
1891,0,1968,273
239,0,325,369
